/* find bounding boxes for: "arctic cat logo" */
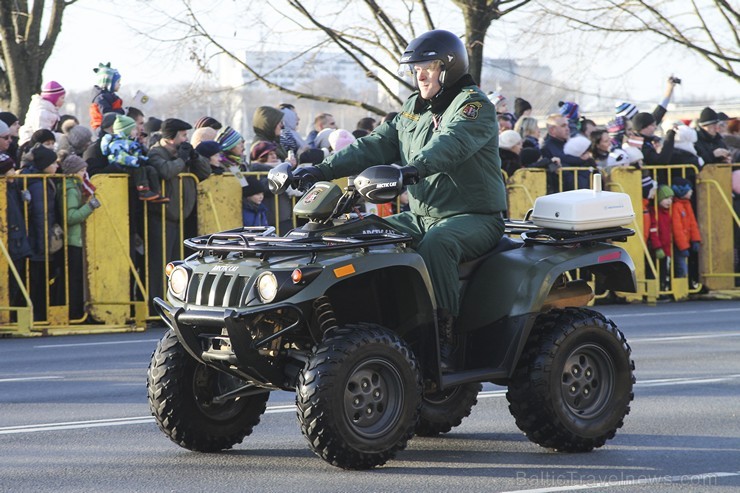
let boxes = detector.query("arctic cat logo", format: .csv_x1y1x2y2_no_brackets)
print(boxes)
212,265,239,272
303,188,324,204
362,229,396,235
375,181,398,189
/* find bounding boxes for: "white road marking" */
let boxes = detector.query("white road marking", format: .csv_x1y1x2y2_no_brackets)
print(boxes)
603,307,740,318
0,376,64,383
33,339,160,349
501,471,740,492
637,374,740,387
631,332,740,343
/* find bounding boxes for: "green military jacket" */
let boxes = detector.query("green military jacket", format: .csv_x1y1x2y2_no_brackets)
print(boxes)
316,82,507,218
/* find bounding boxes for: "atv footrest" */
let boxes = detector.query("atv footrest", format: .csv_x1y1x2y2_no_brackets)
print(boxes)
441,368,509,390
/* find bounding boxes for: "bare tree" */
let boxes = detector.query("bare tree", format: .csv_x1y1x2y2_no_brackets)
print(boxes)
161,0,531,116
0,0,77,118
536,0,739,83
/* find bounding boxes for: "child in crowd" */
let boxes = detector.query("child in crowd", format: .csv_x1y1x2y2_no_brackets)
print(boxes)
242,176,269,227
671,178,701,284
18,81,66,147
101,115,167,202
90,63,124,129
56,150,101,320
650,185,675,291
195,140,224,175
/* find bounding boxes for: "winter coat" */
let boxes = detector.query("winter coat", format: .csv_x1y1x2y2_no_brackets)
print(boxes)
252,107,288,161
643,199,658,250
58,177,95,248
671,197,701,252
147,141,211,222
695,127,729,165
541,135,590,191
522,135,539,150
18,95,60,146
5,178,33,261
639,130,675,166
101,133,147,169
279,108,306,154
89,87,124,129
651,204,673,258
499,148,522,177
316,74,507,218
242,200,269,227
20,166,57,261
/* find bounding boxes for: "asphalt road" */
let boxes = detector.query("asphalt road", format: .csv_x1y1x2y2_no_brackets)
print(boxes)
1,300,739,492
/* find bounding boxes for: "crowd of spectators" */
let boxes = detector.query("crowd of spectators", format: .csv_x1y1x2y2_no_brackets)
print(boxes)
2,63,739,322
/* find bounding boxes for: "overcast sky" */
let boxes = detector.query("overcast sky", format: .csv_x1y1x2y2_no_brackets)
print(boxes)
44,0,738,113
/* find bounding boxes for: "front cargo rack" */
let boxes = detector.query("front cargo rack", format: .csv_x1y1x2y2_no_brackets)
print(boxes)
183,226,413,256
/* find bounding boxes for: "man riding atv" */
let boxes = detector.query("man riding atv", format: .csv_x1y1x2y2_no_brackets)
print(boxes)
296,29,507,369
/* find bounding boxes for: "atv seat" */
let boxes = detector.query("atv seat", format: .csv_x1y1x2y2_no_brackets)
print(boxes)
458,235,523,280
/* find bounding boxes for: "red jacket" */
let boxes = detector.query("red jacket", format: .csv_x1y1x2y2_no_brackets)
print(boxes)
672,197,701,251
643,199,660,251
651,204,673,257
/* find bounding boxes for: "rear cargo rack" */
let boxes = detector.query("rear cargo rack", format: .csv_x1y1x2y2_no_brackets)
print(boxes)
183,226,413,256
518,226,634,246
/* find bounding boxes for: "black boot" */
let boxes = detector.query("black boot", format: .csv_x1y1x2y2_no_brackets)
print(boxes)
437,310,457,372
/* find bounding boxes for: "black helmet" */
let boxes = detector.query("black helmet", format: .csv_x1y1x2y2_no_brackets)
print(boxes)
398,30,469,88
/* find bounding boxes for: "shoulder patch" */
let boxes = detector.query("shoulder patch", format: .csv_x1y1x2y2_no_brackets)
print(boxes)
461,102,482,120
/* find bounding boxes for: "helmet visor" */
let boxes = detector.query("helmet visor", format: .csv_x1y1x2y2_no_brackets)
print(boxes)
397,60,442,79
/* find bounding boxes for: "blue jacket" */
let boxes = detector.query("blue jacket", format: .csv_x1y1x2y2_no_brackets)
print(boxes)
5,178,33,261
541,135,591,191
20,166,57,261
242,201,269,227
101,133,147,169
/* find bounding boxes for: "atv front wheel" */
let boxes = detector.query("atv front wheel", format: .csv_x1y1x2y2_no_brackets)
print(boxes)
415,383,482,437
296,325,422,469
507,308,634,452
148,330,270,452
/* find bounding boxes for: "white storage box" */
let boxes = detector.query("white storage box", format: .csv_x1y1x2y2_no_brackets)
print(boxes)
531,175,634,231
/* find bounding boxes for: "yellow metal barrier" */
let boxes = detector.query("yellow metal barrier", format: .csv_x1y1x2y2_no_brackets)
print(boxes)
506,168,546,219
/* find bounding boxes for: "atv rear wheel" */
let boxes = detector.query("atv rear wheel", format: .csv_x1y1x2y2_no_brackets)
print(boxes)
296,325,422,469
507,308,634,452
415,383,482,437
147,330,270,452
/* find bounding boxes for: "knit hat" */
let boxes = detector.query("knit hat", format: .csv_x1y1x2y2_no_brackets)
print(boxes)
699,107,719,126
113,115,136,137
642,175,657,199
0,120,8,136
615,101,638,119
194,116,222,130
563,134,591,157
215,126,243,152
558,101,579,120
499,129,522,150
101,112,118,131
60,117,78,134
195,140,222,158
93,63,120,92
328,129,355,152
250,141,277,162
299,148,325,165
31,128,56,146
607,117,626,138
514,97,532,118
160,118,192,140
657,184,674,202
0,111,18,127
607,148,629,167
244,175,264,197
60,153,88,174
314,128,333,150
31,145,57,169
67,125,93,153
41,81,66,105
674,125,697,144
143,117,162,134
632,112,656,132
671,177,692,198
621,144,644,164
520,147,541,166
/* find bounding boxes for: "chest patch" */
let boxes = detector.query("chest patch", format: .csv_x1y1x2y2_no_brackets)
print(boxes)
461,102,482,120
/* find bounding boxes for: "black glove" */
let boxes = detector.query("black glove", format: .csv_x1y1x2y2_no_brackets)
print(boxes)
177,142,194,162
293,166,326,189
88,196,101,209
399,166,419,185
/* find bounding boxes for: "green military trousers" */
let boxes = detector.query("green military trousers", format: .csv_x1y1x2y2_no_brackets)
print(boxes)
384,211,505,317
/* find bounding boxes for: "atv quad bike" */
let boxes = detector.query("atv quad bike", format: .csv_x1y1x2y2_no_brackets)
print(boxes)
147,164,636,470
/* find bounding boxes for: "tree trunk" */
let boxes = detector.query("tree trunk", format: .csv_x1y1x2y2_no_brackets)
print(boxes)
0,0,70,120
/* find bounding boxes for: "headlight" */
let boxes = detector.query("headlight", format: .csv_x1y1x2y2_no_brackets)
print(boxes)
169,266,189,298
256,272,278,303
